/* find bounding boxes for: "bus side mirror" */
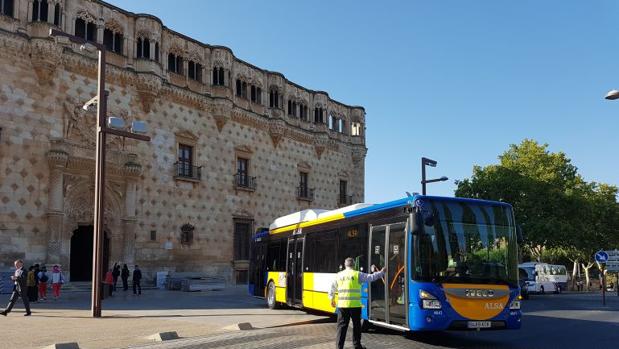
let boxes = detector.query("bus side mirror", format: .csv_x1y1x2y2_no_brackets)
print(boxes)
516,225,524,244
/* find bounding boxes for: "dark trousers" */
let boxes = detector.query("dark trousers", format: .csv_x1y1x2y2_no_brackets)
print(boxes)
3,288,31,315
122,277,128,291
336,307,362,349
133,280,141,295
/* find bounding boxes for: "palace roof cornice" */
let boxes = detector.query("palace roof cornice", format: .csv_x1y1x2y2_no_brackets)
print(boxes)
94,0,365,111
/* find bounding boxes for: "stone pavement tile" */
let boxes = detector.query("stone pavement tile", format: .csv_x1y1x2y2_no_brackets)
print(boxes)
131,323,433,349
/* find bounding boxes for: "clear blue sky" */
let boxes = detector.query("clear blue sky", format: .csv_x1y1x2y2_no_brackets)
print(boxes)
108,0,619,203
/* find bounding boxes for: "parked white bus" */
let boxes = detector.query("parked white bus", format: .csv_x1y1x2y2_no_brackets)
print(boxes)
518,262,559,294
547,265,568,291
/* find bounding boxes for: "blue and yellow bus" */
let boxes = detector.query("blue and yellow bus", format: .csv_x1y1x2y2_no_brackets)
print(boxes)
248,195,522,332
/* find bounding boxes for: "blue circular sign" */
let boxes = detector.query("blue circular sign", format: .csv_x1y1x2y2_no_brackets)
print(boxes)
595,250,609,263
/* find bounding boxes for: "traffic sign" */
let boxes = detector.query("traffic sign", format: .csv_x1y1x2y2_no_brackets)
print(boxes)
605,249,619,272
595,250,609,264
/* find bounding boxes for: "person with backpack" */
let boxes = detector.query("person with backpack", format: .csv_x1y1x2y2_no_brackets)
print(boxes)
51,265,64,300
37,266,49,300
26,266,37,302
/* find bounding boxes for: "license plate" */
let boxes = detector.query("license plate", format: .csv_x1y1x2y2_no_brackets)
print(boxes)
467,321,492,329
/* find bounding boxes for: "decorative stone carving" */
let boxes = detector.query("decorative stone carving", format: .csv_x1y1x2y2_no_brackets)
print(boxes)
313,133,329,159
268,118,287,148
30,39,63,86
351,146,367,165
135,73,162,114
63,97,96,146
210,101,231,132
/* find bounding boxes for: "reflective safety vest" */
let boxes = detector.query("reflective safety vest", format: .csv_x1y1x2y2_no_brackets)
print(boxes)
336,269,362,308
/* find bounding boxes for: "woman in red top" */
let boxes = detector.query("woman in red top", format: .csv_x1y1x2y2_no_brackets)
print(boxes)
104,269,114,297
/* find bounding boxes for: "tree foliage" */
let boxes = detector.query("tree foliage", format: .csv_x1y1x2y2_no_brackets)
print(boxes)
455,139,619,264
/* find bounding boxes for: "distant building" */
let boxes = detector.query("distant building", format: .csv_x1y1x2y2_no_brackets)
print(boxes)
0,0,367,283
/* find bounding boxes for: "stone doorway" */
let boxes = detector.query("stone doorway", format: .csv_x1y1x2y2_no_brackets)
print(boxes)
69,225,110,282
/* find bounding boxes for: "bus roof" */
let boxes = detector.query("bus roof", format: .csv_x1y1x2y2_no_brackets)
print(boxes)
269,195,512,235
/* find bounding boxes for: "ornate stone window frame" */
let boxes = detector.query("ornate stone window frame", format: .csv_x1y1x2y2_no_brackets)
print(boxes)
174,130,201,183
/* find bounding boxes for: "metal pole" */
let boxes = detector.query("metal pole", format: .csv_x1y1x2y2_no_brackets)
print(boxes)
602,266,606,306
421,158,426,195
91,48,107,318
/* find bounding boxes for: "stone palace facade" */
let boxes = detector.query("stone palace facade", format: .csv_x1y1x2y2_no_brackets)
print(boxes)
0,0,367,283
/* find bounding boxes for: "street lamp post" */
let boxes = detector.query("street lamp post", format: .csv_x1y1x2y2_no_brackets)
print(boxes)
49,29,150,318
421,157,448,195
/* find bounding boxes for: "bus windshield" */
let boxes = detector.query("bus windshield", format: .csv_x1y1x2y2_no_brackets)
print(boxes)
414,199,519,287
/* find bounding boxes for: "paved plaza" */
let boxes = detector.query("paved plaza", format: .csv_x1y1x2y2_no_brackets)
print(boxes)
0,286,618,349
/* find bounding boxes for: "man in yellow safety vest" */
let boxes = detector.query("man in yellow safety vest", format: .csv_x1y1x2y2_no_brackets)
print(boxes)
329,257,385,349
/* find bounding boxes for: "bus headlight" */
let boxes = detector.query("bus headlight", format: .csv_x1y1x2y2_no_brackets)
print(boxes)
509,300,521,310
420,290,442,310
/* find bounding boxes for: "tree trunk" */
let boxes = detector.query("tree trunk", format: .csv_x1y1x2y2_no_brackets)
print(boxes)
570,259,579,290
581,262,594,291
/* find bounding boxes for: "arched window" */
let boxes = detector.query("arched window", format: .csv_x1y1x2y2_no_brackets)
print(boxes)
104,27,123,55
154,42,159,62
32,0,48,22
53,3,60,26
188,60,203,82
168,53,183,74
212,67,225,86
180,224,194,245
0,0,14,17
75,17,97,42
136,37,151,59
250,85,261,104
269,88,280,109
314,107,324,123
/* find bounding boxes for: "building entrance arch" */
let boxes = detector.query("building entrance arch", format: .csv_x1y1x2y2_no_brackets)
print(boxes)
69,225,110,282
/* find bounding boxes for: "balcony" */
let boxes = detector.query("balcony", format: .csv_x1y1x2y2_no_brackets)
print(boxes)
234,174,257,191
338,195,353,207
297,186,315,202
174,162,202,181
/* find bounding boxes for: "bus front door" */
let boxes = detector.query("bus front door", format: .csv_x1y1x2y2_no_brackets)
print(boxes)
368,222,407,328
286,237,304,307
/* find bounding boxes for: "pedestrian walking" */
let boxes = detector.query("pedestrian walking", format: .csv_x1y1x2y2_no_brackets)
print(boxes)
329,257,385,349
27,266,37,302
37,267,49,300
112,263,120,292
121,264,130,291
1,259,32,316
132,265,142,295
50,265,64,300
104,269,114,297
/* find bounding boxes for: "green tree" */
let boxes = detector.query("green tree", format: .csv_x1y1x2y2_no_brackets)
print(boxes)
456,139,619,289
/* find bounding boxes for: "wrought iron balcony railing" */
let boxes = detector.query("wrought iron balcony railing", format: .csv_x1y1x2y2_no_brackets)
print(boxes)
338,195,353,206
297,186,315,201
174,162,202,180
234,173,257,191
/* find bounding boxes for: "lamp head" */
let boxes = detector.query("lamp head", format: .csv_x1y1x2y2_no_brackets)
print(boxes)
605,89,619,100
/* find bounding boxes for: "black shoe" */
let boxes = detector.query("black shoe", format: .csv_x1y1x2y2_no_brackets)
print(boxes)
0,311,6,316
24,312,31,316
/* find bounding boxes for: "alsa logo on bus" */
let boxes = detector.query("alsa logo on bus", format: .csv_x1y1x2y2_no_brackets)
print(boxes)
484,302,504,310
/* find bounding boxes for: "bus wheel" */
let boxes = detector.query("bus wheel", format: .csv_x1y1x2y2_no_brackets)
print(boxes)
540,286,545,294
267,281,279,309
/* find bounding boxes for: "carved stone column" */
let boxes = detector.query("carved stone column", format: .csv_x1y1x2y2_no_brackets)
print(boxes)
121,160,142,264
46,148,68,263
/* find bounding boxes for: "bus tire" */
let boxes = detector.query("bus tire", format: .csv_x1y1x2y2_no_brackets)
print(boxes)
267,281,279,309
540,286,545,294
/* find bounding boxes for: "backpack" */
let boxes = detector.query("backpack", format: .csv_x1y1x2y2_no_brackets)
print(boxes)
40,273,49,283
